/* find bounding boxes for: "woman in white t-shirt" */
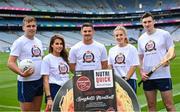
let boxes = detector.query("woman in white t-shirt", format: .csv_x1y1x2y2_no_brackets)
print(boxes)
41,35,70,111
108,25,139,93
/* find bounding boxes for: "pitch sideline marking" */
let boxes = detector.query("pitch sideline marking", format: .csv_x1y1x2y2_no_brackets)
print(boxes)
0,93,180,110
1,82,180,109
0,105,20,110
140,92,180,108
0,83,16,89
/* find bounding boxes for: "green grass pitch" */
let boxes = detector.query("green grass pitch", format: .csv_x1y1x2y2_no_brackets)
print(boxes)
0,42,180,111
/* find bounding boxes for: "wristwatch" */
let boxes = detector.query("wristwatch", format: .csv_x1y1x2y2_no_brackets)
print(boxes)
122,77,128,80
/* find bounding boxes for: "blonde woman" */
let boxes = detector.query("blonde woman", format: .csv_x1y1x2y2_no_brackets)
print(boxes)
108,25,139,93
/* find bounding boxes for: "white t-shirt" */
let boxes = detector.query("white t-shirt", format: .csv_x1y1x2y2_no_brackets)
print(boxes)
41,54,69,86
138,29,174,79
69,41,107,71
108,44,139,79
10,35,44,81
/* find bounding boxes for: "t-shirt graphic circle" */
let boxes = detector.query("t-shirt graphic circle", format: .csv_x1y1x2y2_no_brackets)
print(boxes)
76,76,91,91
145,40,156,52
58,63,68,74
31,45,41,57
115,53,125,64
83,51,95,63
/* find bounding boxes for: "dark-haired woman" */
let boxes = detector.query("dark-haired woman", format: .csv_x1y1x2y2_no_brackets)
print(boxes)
41,35,69,111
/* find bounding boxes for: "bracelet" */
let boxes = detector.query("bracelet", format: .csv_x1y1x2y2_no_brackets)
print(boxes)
46,95,52,100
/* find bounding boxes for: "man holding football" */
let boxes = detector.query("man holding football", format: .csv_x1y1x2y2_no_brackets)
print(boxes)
7,16,44,111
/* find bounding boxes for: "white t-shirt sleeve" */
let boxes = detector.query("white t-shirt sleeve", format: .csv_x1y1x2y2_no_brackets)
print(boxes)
41,56,50,76
165,31,174,50
10,40,22,56
40,41,44,56
130,46,140,66
101,45,108,61
69,47,77,64
108,48,113,65
137,38,143,55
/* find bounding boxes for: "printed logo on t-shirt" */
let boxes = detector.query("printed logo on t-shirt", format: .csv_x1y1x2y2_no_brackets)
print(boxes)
83,51,95,63
31,45,41,57
114,53,125,64
145,40,156,52
58,62,68,74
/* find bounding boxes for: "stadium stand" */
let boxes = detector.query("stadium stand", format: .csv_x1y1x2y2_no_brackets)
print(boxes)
0,31,18,44
0,0,179,52
1,0,179,12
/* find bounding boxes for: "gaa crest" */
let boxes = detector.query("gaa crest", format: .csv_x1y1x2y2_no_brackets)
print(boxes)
114,53,125,64
83,50,95,63
145,40,156,52
31,45,41,57
58,62,68,74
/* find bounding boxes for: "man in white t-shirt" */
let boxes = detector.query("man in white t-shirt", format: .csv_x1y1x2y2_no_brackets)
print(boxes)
69,23,108,72
138,12,176,111
7,16,43,111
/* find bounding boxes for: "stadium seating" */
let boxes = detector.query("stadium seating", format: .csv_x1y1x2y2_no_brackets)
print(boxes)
0,25,179,51
0,32,18,44
0,0,179,51
1,0,179,12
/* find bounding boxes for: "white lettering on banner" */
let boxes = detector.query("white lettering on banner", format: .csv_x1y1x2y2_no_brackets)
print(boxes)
76,96,95,102
96,95,114,101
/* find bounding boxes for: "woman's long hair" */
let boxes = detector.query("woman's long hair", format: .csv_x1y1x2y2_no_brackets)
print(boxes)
49,35,69,64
